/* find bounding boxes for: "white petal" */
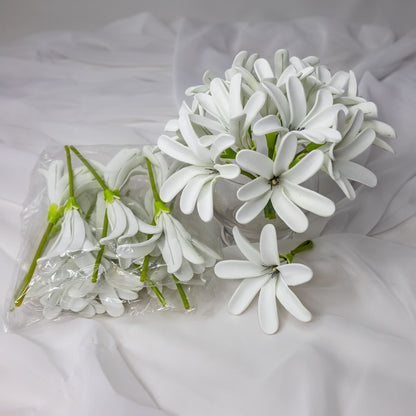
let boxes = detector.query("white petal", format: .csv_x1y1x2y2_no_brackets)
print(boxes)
236,150,273,179
189,114,223,133
271,188,308,233
276,278,312,322
253,115,283,136
237,177,271,202
287,76,307,127
210,134,236,162
282,149,324,184
274,49,289,77
173,258,194,282
171,217,205,265
362,120,396,139
67,209,86,252
215,163,240,179
335,160,377,187
104,148,143,190
273,133,297,176
210,78,230,121
159,215,182,273
157,135,199,165
302,88,333,126
232,227,262,265
99,285,124,317
243,90,266,129
197,180,215,222
160,166,206,203
258,278,279,334
118,203,139,242
180,174,213,215
262,81,290,126
214,260,267,279
278,263,313,286
235,190,273,224
117,232,161,259
335,128,375,161
229,73,243,117
137,218,162,234
254,58,275,81
228,275,270,315
283,182,335,217
101,200,126,244
260,224,280,266
195,93,224,124
335,176,356,200
302,104,346,129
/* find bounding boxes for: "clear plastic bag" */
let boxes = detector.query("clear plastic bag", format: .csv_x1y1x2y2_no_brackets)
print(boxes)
5,145,222,330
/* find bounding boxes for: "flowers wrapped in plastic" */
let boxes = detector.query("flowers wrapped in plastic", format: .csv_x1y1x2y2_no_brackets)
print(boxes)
7,49,396,334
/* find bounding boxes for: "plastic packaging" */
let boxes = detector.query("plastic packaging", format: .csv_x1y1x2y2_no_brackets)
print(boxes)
5,145,222,330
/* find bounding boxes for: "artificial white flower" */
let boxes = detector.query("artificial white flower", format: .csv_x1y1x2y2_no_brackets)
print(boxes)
214,225,313,334
323,110,378,199
40,159,99,208
39,206,98,261
28,254,143,319
117,209,221,282
253,76,346,144
158,105,240,222
193,73,266,149
92,148,145,245
235,133,335,232
102,147,144,190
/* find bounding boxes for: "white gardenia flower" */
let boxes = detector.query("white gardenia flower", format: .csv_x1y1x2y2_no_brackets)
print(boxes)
103,148,144,190
214,225,313,334
158,105,240,222
93,148,145,245
193,73,266,149
253,76,346,144
117,210,221,282
323,110,378,199
28,254,143,319
40,160,98,207
235,133,335,233
40,206,98,261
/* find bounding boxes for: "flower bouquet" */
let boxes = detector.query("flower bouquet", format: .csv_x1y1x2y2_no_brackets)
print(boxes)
8,49,395,334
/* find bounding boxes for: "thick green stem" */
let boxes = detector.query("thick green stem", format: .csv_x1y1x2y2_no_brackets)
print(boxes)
140,255,150,283
172,274,190,310
70,145,109,191
92,208,109,283
13,221,54,307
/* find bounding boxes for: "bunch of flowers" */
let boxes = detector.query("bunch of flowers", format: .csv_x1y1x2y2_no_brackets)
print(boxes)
12,145,220,320
11,49,396,334
155,49,396,332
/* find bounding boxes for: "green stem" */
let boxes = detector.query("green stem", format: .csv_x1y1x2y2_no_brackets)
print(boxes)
280,240,314,264
92,208,109,283
70,145,109,191
145,277,167,307
240,170,256,180
65,145,75,199
266,132,278,159
13,221,54,307
145,158,161,203
140,255,150,283
172,274,190,310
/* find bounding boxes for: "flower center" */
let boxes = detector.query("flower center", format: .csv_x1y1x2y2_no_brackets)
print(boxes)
271,266,280,279
269,176,280,187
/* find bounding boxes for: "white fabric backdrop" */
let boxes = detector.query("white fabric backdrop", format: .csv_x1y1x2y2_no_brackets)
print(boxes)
1,13,416,416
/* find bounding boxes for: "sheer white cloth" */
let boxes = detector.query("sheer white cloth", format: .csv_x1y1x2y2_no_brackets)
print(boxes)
1,13,416,416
